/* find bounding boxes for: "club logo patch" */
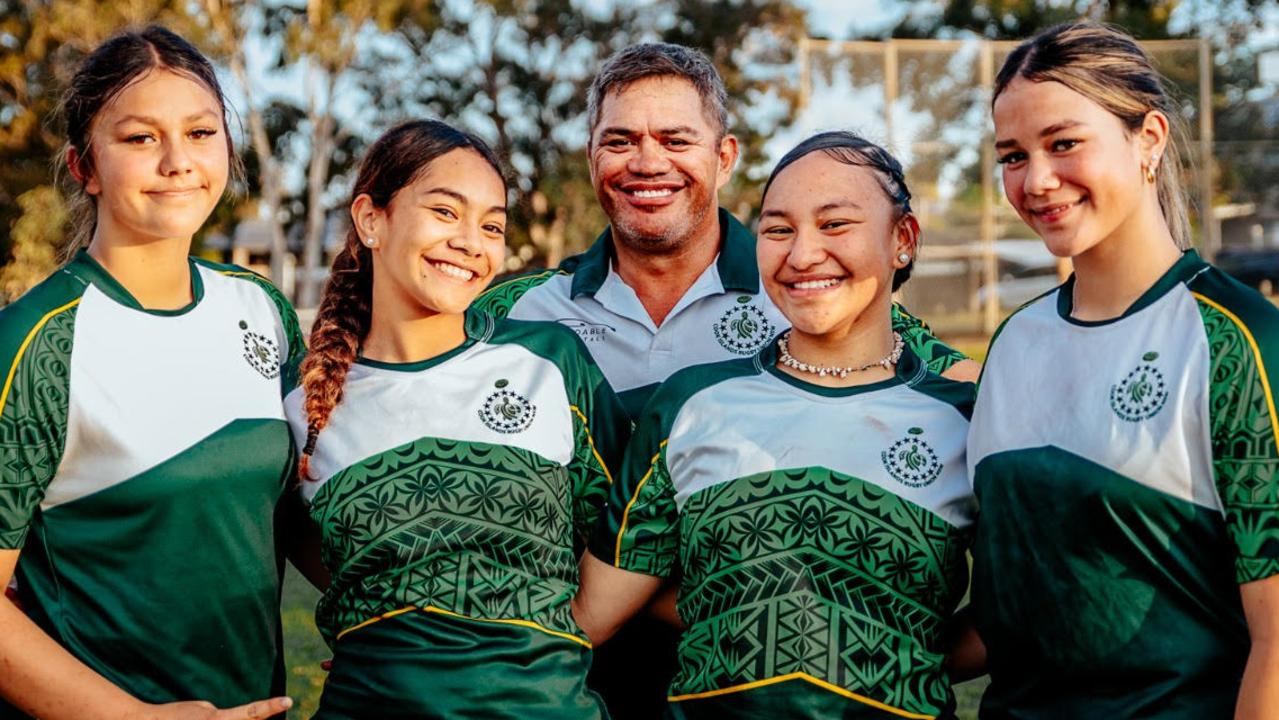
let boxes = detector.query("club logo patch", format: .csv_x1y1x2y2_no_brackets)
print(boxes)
713,296,774,356
479,379,537,434
881,427,943,488
240,320,280,379
557,318,616,343
1110,351,1168,422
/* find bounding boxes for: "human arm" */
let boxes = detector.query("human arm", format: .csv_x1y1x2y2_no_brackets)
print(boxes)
1236,575,1279,719
573,551,665,645
944,605,987,682
280,488,330,591
645,581,683,630
0,551,291,720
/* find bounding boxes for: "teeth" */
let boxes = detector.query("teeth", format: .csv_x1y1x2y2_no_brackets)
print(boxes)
632,189,673,198
431,261,475,281
793,278,840,290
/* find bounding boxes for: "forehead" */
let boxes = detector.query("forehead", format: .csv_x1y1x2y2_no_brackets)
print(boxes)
993,77,1118,136
594,75,716,134
97,68,222,124
763,152,890,211
404,148,506,205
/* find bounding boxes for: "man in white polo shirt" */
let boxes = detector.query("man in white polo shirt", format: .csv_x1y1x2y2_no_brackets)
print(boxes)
473,42,979,718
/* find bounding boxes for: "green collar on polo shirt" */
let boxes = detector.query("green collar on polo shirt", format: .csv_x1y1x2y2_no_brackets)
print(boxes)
567,207,760,299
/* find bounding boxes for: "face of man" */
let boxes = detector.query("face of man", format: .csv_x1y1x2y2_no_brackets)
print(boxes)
588,75,738,256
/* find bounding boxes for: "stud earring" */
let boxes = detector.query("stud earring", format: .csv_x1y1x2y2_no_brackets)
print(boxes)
897,252,911,264
364,236,377,247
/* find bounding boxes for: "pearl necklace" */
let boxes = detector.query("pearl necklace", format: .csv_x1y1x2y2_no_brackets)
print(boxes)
776,331,904,379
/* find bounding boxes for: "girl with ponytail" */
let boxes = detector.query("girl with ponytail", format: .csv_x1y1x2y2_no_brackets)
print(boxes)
285,119,628,719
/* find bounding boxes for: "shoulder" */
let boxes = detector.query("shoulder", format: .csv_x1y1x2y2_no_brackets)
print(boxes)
194,257,293,309
639,357,763,431
984,285,1060,352
906,368,977,421
0,267,89,367
472,268,568,318
1187,264,1279,350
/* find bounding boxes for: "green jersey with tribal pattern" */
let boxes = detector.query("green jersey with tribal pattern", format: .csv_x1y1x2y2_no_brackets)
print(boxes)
0,250,303,714
284,310,628,720
473,208,967,418
592,342,976,720
970,251,1279,719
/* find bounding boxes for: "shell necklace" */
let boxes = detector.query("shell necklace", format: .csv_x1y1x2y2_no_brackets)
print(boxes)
776,331,904,379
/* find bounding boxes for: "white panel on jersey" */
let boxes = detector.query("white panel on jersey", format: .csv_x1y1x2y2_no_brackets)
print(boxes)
508,270,787,394
286,341,575,503
969,286,1219,512
665,371,975,528
49,267,290,509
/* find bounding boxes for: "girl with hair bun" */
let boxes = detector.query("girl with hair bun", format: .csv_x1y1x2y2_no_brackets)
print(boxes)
286,119,628,718
0,25,299,720
575,131,977,719
970,21,1279,718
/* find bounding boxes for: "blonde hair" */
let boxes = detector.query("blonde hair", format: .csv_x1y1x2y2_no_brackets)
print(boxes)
994,21,1193,249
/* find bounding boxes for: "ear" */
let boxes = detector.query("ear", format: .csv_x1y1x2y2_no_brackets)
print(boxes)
714,134,740,192
67,147,100,196
350,193,384,251
893,213,921,266
1136,110,1170,167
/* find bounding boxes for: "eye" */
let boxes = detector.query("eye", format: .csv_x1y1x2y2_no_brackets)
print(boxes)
189,127,219,140
432,207,458,220
666,138,690,147
482,222,505,235
996,150,1026,166
1051,138,1080,153
821,219,854,231
604,138,631,148
761,225,793,239
124,133,155,145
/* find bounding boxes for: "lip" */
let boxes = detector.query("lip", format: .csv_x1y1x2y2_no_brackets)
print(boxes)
424,257,482,283
617,181,684,208
146,187,203,198
1026,197,1085,224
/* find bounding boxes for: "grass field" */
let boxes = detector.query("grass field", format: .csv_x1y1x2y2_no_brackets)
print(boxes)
280,568,990,719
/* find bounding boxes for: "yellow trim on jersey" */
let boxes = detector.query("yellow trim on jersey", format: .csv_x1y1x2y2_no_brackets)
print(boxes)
336,605,592,648
614,440,669,566
1193,293,1279,436
569,405,613,485
216,270,262,279
667,672,934,719
0,299,81,418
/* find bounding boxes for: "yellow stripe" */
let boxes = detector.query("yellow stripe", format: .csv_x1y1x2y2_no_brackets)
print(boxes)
667,672,934,719
1193,293,1279,436
614,440,668,566
336,605,591,648
0,299,81,419
569,405,613,485
217,270,260,279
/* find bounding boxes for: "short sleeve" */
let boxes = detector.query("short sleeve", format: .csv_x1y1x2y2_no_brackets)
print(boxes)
892,302,967,375
566,347,631,545
0,302,77,548
1198,295,1279,583
248,275,306,396
588,397,680,578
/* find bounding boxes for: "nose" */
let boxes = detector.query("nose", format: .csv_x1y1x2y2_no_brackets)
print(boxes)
158,136,194,177
787,227,826,270
628,136,672,176
1023,154,1059,196
449,220,483,256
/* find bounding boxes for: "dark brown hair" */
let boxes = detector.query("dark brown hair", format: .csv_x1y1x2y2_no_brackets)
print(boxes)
56,25,242,257
297,119,504,481
994,21,1192,249
586,43,729,142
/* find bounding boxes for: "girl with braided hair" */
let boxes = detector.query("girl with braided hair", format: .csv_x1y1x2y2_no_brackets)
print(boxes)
284,119,628,719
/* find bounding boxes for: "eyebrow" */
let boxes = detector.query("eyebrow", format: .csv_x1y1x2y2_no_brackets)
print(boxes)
113,111,219,127
759,199,864,221
596,125,702,137
420,187,506,215
995,120,1084,150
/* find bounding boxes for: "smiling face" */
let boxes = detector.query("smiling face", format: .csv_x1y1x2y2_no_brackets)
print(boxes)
79,68,230,247
757,152,913,339
994,77,1161,260
361,148,507,319
589,75,738,255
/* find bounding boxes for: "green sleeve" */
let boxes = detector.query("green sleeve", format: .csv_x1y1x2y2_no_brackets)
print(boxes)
567,347,631,546
0,299,78,549
1197,296,1279,583
471,270,561,319
588,391,680,578
891,302,967,375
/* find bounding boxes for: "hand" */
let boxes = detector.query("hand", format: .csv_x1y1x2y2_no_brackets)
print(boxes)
127,697,293,720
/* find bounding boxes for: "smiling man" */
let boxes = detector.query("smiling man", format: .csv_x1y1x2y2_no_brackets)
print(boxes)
472,42,979,718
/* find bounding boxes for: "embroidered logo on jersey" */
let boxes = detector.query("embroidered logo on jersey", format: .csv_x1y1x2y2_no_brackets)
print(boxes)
714,296,774,355
881,427,943,488
1109,351,1168,422
239,320,280,379
479,378,537,433
557,318,615,343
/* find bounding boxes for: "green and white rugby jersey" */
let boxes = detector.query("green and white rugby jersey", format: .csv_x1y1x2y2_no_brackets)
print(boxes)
473,208,967,418
592,343,976,720
284,310,627,718
0,250,303,713
969,251,1279,719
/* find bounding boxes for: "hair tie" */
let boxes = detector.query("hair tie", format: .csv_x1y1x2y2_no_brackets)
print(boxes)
303,426,319,456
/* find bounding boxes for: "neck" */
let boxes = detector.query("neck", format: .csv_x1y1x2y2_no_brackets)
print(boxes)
363,288,467,364
779,301,897,387
1070,203,1181,322
87,235,194,310
612,219,721,327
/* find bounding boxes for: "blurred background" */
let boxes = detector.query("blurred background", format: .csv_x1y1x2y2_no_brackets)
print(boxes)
3,1,1278,716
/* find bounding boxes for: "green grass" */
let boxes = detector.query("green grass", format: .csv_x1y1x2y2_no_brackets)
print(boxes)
280,567,988,718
